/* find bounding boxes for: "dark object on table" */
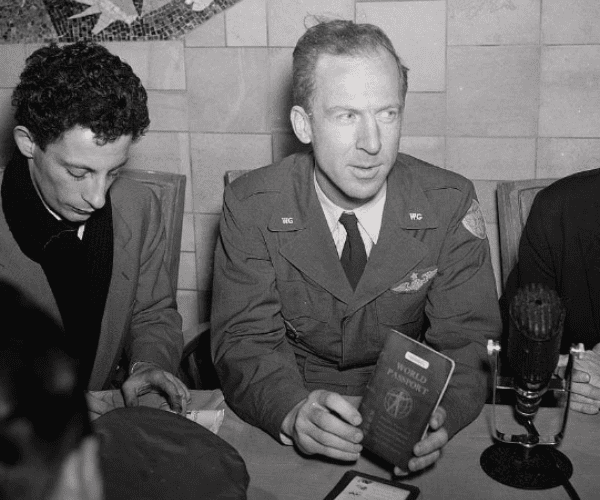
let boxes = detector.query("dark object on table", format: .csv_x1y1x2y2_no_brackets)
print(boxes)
481,283,580,498
95,406,249,500
323,470,420,500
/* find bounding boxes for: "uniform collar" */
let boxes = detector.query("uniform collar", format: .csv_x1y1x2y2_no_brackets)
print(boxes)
386,160,438,230
267,152,438,232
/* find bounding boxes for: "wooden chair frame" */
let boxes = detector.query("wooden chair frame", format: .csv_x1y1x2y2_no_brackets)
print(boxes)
496,178,556,287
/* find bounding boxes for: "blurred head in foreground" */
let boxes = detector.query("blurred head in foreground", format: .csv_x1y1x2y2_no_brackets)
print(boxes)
0,281,103,500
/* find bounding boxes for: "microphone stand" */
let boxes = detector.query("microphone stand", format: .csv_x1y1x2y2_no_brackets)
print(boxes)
480,338,584,494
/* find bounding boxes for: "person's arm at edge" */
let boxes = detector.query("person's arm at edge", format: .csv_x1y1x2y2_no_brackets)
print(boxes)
120,187,187,412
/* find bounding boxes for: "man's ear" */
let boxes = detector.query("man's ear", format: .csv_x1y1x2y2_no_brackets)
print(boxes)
13,126,36,159
290,106,313,145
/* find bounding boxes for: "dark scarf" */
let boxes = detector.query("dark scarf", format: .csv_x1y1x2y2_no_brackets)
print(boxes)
1,153,114,386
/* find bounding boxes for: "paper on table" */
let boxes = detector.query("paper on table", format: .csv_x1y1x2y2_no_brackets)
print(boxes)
88,389,226,434
185,409,225,434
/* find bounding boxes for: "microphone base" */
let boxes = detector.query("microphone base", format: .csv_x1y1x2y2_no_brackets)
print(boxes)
480,442,573,490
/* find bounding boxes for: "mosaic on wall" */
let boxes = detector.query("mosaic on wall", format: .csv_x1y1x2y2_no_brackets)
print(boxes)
0,0,243,42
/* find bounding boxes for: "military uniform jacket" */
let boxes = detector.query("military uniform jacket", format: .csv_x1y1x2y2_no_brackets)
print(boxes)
517,168,600,351
0,170,184,389
211,152,501,441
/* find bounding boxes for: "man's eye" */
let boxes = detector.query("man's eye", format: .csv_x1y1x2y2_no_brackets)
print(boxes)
378,110,399,123
67,170,86,179
336,112,356,123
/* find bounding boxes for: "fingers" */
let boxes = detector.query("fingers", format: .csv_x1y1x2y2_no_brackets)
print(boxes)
394,434,448,476
296,429,361,462
408,449,442,473
571,369,591,384
570,392,600,415
393,466,409,476
394,407,448,475
427,406,447,431
571,380,600,401
286,390,363,461
121,378,143,408
401,427,447,473
315,390,363,427
161,372,189,414
564,350,600,414
85,392,113,420
413,426,448,458
147,371,187,414
122,366,190,415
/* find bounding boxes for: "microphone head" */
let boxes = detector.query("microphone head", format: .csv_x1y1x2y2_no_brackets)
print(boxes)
508,283,565,416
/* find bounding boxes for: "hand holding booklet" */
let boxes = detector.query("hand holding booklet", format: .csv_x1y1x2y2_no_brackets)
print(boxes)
359,329,455,471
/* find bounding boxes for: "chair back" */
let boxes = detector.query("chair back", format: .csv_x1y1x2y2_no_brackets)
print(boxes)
118,169,186,293
225,169,252,186
496,178,556,286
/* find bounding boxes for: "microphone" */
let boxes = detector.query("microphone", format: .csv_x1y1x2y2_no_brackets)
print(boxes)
480,283,580,494
507,283,565,422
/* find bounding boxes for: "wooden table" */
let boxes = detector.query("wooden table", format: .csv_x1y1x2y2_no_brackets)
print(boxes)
214,398,599,500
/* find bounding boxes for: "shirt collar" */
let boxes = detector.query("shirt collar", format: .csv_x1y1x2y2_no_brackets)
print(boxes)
314,171,387,244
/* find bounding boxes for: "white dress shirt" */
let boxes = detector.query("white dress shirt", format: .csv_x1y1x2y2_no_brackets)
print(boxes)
314,172,386,259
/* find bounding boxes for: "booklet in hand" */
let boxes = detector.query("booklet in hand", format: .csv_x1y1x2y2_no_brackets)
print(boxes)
359,329,455,471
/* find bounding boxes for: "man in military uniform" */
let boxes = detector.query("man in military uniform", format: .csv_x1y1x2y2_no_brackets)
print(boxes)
211,20,501,473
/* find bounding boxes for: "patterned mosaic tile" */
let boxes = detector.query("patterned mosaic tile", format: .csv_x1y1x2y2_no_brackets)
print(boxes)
0,0,243,43
0,0,57,43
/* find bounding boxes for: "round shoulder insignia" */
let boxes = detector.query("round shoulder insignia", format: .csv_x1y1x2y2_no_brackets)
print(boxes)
462,199,487,239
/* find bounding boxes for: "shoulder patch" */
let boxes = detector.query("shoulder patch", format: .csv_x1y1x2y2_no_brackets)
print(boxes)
462,199,486,239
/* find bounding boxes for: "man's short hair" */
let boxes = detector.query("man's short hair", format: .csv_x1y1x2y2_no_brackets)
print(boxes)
292,19,409,113
0,282,90,500
12,41,150,150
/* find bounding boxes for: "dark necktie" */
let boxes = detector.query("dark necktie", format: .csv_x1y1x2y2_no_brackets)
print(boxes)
339,212,367,290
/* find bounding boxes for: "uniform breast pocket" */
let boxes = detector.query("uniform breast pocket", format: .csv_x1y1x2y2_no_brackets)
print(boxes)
376,290,425,338
277,279,330,325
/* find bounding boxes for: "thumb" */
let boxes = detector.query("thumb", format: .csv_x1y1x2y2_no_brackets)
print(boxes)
121,382,141,407
154,376,183,414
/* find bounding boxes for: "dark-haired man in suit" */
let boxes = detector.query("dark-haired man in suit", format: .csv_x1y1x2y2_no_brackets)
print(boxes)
0,41,188,415
516,168,600,414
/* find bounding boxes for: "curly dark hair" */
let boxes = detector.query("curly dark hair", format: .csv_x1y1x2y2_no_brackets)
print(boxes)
293,19,409,114
12,41,150,150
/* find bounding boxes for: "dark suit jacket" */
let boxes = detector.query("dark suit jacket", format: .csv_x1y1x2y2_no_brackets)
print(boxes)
0,170,183,389
516,168,600,351
211,152,501,440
